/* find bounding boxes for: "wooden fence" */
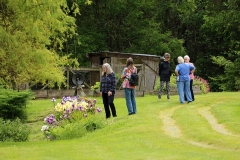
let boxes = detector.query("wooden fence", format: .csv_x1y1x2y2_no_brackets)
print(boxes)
33,85,202,99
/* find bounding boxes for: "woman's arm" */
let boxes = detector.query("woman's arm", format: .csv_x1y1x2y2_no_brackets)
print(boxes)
158,62,162,76
121,68,127,79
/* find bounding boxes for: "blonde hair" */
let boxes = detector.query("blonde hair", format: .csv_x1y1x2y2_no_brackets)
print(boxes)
177,56,184,64
184,55,190,60
102,63,113,75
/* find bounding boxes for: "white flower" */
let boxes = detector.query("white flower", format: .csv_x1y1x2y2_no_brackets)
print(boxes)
41,125,49,132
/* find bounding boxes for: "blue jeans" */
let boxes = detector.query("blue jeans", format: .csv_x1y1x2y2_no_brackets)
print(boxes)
177,81,192,103
124,88,137,114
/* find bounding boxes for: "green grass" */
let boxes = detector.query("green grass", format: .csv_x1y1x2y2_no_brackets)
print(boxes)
1,93,240,160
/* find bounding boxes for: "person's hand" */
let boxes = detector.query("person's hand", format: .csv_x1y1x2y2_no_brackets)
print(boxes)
108,91,112,96
100,92,102,96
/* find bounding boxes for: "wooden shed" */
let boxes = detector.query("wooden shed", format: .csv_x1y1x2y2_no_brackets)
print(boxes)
85,51,161,91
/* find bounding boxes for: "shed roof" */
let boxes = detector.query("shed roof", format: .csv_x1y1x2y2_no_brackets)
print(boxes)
87,51,161,60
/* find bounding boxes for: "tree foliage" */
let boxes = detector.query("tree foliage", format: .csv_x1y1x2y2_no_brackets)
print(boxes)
199,0,240,91
73,0,186,67
64,0,240,91
1,0,240,91
0,0,79,89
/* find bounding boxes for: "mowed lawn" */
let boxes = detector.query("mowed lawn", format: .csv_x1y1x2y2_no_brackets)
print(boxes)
1,92,240,160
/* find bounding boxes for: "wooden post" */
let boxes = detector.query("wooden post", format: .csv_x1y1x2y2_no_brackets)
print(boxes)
144,63,146,91
67,67,69,90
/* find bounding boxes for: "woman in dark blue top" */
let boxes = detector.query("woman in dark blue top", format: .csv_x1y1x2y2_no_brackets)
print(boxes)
100,63,117,118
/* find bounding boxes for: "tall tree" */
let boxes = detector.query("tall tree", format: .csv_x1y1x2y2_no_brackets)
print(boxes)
72,0,186,67
204,1,240,91
195,0,240,91
0,0,79,89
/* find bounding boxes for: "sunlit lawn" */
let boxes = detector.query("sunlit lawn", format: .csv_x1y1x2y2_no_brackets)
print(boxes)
1,92,240,160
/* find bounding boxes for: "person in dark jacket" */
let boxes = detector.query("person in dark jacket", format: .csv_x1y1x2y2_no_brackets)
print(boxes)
100,63,117,118
158,53,171,101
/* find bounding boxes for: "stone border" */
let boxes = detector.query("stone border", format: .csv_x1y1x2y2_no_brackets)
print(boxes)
33,89,145,99
149,85,203,95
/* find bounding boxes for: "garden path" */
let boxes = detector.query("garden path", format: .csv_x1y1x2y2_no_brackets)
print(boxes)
159,103,239,150
159,106,182,138
198,107,240,137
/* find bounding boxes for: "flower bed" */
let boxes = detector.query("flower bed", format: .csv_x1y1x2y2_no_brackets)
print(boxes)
41,96,105,140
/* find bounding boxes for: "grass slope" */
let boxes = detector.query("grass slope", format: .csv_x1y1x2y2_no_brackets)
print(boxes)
0,92,240,160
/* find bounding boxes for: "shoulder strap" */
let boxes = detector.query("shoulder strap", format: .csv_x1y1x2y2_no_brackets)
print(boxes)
129,67,137,73
128,68,133,73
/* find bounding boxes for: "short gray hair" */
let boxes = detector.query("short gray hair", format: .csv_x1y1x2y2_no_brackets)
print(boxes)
177,56,184,64
102,63,113,75
184,55,190,60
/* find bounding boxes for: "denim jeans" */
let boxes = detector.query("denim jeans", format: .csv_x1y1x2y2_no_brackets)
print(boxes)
124,88,137,114
177,81,192,103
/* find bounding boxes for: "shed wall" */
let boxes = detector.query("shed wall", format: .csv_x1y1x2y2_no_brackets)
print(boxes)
87,52,161,91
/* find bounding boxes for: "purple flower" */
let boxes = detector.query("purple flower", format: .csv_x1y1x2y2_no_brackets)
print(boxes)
51,98,56,102
96,108,102,112
64,114,69,119
63,96,72,102
51,98,56,107
44,115,56,125
66,108,71,114
80,107,85,112
77,105,85,112
72,96,77,100
50,114,55,118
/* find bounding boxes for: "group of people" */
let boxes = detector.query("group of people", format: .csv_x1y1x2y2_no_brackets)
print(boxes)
158,53,195,104
100,54,195,119
100,57,137,118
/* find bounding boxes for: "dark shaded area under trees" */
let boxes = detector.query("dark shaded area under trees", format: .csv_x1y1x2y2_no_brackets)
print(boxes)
1,0,240,91
65,0,240,92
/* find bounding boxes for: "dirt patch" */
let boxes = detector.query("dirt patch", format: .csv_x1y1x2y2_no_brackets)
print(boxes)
158,105,239,150
198,107,240,137
159,106,182,138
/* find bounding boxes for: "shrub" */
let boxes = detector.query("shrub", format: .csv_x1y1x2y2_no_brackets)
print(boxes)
91,82,100,91
115,73,123,90
0,118,30,142
194,76,210,94
41,96,105,140
0,89,34,121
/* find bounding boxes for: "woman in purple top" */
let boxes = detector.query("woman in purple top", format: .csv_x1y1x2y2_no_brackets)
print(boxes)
175,56,195,103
